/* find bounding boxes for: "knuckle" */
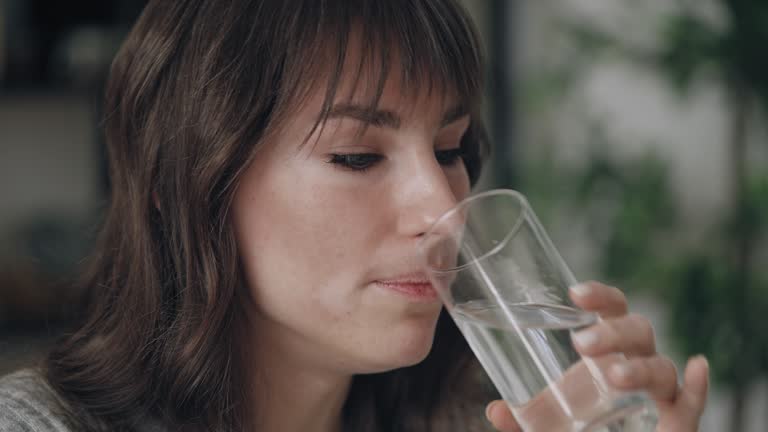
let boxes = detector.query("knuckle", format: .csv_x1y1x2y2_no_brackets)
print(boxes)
628,314,655,340
608,288,628,313
590,281,614,297
634,359,654,385
609,285,627,302
660,356,678,376
597,322,618,345
650,356,676,378
642,322,656,346
655,357,680,398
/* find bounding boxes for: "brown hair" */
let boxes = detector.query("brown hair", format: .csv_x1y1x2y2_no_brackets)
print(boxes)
45,1,491,430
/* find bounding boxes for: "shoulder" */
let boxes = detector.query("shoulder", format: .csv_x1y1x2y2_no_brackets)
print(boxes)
0,369,74,432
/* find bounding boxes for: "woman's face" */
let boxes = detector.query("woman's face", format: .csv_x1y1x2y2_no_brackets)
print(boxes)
232,66,471,374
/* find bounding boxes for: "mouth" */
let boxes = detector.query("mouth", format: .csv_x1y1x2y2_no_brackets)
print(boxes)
373,273,440,302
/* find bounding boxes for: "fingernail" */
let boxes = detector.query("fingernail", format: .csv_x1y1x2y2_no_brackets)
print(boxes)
570,283,592,297
572,329,599,349
485,402,496,420
695,354,709,371
611,363,634,381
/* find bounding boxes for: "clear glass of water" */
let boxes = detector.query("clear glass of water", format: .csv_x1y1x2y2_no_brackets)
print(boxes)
418,189,658,432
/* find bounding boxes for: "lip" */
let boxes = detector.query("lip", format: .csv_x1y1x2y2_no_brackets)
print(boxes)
374,273,439,302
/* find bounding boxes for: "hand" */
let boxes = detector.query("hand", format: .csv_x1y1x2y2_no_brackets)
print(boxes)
485,281,709,432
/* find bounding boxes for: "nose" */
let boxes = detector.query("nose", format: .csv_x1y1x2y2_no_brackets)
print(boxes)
397,156,464,239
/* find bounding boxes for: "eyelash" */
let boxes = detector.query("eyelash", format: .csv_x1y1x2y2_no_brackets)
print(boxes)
327,148,467,173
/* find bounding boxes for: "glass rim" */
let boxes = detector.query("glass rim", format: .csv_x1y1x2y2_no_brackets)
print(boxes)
419,188,530,274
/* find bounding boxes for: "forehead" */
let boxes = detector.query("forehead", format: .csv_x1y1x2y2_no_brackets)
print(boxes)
251,2,483,148
296,38,463,131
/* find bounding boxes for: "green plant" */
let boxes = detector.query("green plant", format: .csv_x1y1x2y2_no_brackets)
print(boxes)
510,2,768,430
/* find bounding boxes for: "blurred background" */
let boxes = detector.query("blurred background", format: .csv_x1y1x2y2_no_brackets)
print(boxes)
1,1,766,430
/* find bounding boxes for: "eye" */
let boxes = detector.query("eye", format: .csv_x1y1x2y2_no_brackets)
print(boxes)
327,153,384,172
435,148,467,166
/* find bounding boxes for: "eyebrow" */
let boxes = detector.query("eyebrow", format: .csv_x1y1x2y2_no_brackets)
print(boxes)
324,103,468,129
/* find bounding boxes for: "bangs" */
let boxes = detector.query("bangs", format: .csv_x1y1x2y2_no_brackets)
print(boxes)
269,0,486,141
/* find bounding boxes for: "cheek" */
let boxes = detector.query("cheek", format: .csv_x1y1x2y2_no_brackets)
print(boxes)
233,168,386,321
232,157,443,372
235,185,440,371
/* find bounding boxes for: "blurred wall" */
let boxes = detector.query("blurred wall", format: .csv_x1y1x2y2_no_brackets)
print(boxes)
0,0,143,374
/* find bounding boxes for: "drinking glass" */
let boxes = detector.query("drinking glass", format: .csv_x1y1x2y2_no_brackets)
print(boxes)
418,189,658,432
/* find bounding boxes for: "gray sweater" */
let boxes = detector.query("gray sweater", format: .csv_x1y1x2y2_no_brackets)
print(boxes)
0,369,164,432
0,369,77,431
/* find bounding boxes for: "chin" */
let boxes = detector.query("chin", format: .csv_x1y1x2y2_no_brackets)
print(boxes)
363,346,433,373
396,344,433,368
362,320,438,372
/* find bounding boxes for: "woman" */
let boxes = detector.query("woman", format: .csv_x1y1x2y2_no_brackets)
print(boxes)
0,0,708,431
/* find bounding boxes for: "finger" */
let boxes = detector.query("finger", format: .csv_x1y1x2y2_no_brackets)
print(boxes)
569,281,628,318
572,313,656,357
680,355,709,416
656,356,709,432
607,355,679,402
486,400,522,432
